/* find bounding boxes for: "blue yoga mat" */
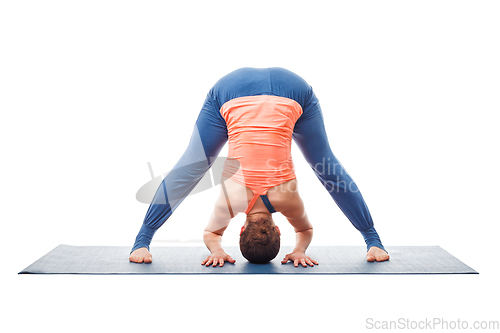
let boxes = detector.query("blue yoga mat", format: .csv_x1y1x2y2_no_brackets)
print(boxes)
19,245,477,275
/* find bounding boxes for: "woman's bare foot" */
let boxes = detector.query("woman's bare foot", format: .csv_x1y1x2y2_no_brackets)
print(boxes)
367,246,390,262
129,247,153,263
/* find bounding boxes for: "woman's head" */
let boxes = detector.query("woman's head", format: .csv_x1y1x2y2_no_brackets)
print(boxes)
239,214,280,264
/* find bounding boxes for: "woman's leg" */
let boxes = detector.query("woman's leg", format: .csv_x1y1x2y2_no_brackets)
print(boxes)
131,92,228,253
292,90,387,253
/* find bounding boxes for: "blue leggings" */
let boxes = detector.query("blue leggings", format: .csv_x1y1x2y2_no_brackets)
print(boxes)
131,67,386,253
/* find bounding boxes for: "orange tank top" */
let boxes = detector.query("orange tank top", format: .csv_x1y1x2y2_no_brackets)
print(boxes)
220,95,303,214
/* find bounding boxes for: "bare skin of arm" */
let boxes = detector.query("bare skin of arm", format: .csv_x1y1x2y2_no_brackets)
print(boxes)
201,178,249,267
201,228,236,267
272,184,318,267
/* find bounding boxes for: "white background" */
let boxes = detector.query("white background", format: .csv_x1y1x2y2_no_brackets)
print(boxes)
2,1,499,332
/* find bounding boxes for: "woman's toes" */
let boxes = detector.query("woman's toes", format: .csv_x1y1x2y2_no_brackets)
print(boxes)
376,254,389,262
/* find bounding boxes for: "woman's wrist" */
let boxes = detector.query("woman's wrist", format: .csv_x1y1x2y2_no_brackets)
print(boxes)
203,231,223,253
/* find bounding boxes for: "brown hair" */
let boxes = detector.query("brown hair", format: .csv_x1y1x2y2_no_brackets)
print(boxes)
239,217,280,264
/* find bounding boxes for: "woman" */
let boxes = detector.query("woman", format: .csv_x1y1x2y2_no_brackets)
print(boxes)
129,67,389,264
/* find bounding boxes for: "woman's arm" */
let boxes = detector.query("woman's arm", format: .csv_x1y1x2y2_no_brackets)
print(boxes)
201,211,235,267
203,196,232,253
279,191,318,267
279,191,314,252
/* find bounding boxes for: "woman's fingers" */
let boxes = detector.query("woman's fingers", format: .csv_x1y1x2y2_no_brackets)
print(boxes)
202,254,236,267
281,253,319,267
204,253,316,268
308,257,319,265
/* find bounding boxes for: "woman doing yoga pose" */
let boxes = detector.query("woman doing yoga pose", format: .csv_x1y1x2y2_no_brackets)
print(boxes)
129,67,389,265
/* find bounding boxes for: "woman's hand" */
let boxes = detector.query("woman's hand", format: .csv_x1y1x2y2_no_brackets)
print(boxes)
281,250,318,267
201,248,236,267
